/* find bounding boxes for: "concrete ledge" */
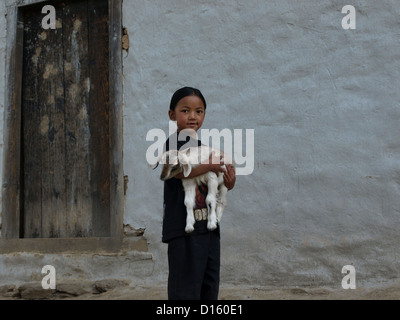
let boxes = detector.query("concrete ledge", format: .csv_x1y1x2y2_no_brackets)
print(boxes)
0,237,122,253
0,236,148,254
0,243,154,288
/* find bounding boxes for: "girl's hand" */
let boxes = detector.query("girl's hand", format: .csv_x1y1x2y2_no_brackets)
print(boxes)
207,152,226,174
207,152,236,190
223,164,236,190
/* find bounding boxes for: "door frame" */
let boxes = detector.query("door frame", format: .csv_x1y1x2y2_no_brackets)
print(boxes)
1,0,124,252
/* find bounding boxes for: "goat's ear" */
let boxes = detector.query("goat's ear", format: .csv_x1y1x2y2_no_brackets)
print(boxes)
152,152,165,170
151,154,162,170
182,163,192,178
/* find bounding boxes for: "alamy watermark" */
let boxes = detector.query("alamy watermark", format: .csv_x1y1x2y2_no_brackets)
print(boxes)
146,121,255,176
39,264,356,292
341,5,356,30
41,5,356,31
41,265,56,290
341,265,356,289
41,5,56,30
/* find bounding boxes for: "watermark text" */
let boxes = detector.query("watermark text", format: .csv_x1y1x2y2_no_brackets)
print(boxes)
146,121,255,176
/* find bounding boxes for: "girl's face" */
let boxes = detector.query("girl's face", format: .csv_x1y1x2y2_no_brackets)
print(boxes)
169,95,206,132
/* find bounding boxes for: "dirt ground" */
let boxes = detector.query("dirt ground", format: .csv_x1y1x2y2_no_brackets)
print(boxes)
73,285,400,300
2,280,400,300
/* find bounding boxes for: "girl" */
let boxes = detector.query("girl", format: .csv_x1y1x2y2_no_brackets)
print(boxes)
162,87,235,300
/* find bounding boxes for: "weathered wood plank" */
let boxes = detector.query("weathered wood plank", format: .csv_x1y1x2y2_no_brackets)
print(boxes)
63,0,93,237
88,0,111,236
40,1,66,238
22,7,44,238
108,0,124,240
2,6,23,238
21,3,68,238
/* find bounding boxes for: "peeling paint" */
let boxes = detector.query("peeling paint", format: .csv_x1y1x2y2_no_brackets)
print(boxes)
73,19,82,31
122,27,129,52
85,77,90,94
64,62,72,72
31,47,41,66
78,106,87,122
56,87,63,97
68,83,79,99
43,63,58,79
47,95,55,105
38,31,47,41
71,22,81,81
40,115,49,136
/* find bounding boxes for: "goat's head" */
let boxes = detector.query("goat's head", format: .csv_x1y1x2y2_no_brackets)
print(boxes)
157,150,182,181
156,147,203,180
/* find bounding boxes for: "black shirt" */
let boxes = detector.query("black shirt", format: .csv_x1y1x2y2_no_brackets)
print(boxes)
162,132,218,243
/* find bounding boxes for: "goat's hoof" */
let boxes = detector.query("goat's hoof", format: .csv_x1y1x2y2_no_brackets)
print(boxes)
207,222,217,231
185,225,195,233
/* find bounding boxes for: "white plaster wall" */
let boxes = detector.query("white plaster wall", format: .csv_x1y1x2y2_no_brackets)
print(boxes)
122,0,400,288
0,0,399,290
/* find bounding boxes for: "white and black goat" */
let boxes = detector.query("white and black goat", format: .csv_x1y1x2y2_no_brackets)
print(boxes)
157,146,232,233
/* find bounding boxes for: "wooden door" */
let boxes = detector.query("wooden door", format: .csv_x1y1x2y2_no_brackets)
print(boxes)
20,0,110,238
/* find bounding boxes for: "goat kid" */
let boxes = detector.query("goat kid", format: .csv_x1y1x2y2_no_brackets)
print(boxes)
157,146,230,233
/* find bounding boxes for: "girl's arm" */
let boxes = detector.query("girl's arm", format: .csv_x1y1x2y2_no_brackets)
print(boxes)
223,164,236,190
175,152,236,190
174,162,226,180
175,151,226,179
175,163,226,179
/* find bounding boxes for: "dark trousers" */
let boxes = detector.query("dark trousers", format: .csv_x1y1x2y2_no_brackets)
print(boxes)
167,230,220,300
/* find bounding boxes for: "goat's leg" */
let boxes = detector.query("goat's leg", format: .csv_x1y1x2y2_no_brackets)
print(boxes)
182,182,196,233
206,175,219,231
216,184,228,223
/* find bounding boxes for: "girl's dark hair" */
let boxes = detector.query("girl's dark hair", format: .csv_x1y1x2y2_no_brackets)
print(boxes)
169,87,207,111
